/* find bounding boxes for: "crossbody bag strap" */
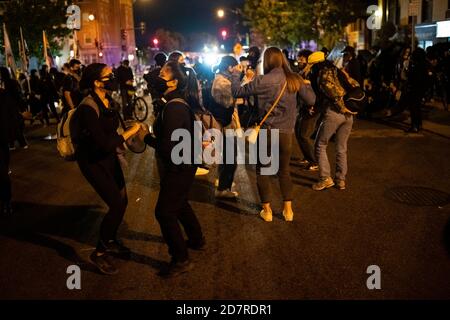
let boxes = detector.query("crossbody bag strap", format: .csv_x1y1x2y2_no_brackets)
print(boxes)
258,81,287,127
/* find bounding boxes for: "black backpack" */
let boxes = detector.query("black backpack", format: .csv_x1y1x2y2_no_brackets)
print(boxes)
336,68,366,113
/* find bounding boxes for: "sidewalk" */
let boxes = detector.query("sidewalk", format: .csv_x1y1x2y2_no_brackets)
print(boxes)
371,101,450,139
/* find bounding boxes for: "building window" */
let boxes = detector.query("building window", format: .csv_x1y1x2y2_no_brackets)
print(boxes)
422,0,433,23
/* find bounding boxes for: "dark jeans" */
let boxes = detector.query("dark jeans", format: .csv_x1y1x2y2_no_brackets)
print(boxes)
156,158,203,262
256,130,293,204
295,110,321,164
121,88,133,120
218,134,237,191
77,156,128,251
0,143,11,203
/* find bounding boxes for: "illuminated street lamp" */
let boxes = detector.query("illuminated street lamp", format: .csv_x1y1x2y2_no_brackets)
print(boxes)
88,14,95,21
217,9,225,18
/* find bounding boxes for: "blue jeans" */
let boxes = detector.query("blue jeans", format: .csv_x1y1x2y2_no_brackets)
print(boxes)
315,109,353,181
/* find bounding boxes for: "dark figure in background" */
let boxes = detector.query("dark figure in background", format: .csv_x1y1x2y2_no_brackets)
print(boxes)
62,59,82,114
404,48,428,133
1,68,28,151
247,46,261,73
116,59,134,120
211,56,240,199
283,49,297,72
295,50,319,171
140,61,204,278
74,63,141,275
50,66,66,98
144,52,167,115
0,67,22,216
321,47,330,59
28,69,44,122
342,46,362,87
39,66,60,124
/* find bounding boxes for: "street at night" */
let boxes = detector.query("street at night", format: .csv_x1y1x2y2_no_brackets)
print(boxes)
1,0,450,313
1,110,449,299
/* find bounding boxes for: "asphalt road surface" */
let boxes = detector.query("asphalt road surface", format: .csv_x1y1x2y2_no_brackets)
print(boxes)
1,118,449,299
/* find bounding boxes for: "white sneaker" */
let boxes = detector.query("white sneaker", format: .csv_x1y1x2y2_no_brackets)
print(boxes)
215,189,238,199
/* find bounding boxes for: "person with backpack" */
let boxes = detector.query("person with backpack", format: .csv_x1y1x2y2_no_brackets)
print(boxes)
231,47,316,222
74,63,141,275
138,60,204,278
306,51,357,191
211,56,240,199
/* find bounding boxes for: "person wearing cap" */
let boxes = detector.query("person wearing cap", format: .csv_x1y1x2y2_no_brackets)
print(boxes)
342,46,362,87
306,51,356,191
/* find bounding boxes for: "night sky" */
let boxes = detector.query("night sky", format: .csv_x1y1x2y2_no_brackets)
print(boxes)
134,0,245,47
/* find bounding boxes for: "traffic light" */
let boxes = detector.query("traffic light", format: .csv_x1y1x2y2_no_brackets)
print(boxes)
221,29,228,40
140,22,146,35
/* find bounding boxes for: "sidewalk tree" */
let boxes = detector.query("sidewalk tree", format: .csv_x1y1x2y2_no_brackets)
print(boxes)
0,0,70,63
243,0,370,49
153,28,186,53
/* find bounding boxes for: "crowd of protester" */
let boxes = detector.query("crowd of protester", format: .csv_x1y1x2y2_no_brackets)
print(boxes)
1,40,449,278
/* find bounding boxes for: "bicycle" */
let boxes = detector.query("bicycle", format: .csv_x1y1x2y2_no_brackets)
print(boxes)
112,86,149,122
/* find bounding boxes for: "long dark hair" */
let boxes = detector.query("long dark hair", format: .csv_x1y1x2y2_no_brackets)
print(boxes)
263,47,302,93
79,63,107,91
164,61,202,110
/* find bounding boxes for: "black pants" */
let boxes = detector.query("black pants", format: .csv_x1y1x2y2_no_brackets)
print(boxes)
295,110,320,164
121,88,133,120
77,155,128,251
42,99,60,124
9,115,28,148
218,134,237,191
0,143,11,203
407,94,423,130
156,158,203,262
256,130,293,204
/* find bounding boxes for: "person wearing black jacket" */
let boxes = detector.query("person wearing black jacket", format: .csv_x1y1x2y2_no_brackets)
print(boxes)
74,63,141,275
116,60,134,120
139,60,204,278
39,66,60,124
404,48,428,133
0,67,22,216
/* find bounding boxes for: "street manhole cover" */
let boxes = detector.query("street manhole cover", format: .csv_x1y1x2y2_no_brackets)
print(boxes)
385,186,450,207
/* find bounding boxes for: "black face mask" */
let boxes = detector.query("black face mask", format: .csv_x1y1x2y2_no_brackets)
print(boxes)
154,76,169,94
100,75,118,92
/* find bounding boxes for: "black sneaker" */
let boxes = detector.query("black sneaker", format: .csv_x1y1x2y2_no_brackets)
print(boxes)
103,239,131,259
186,237,206,251
89,251,118,275
158,259,194,278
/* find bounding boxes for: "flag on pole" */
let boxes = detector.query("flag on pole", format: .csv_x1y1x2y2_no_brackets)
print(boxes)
72,30,79,59
19,27,29,72
43,30,55,68
2,23,17,77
